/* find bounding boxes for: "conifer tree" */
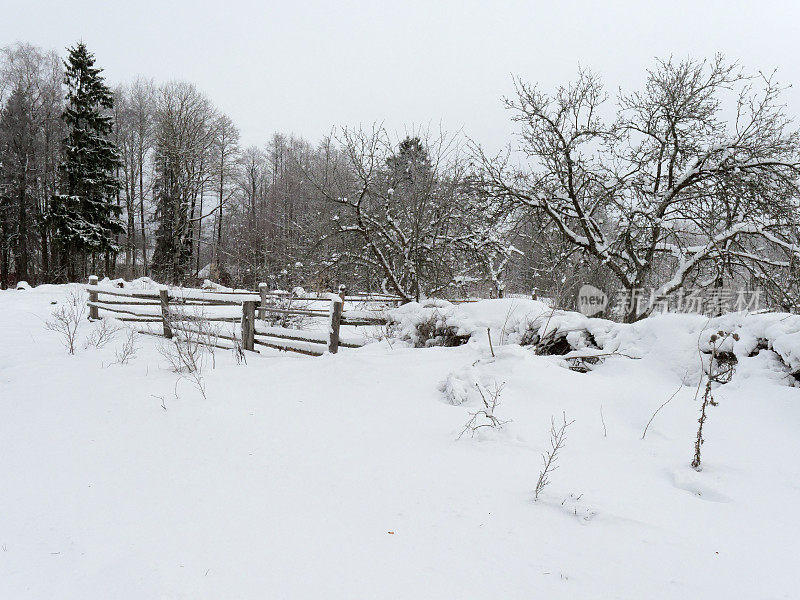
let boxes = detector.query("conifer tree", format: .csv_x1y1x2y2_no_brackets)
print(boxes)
50,42,122,279
0,85,36,288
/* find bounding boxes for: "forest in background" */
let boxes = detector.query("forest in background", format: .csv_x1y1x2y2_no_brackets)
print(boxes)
3,42,800,320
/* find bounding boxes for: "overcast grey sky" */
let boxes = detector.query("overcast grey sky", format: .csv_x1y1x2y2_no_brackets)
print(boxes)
4,0,799,150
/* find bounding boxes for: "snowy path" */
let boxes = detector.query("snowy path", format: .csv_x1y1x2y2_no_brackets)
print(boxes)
1,285,799,598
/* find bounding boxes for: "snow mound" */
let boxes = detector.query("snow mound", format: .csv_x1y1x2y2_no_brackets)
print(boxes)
201,279,232,291
96,276,161,290
389,299,800,383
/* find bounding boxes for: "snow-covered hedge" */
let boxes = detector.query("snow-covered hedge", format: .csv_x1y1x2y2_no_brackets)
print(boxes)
98,276,160,290
387,298,800,383
387,298,607,351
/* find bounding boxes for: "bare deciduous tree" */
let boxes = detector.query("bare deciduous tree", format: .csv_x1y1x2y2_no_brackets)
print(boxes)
308,125,515,300
478,56,800,319
114,78,156,279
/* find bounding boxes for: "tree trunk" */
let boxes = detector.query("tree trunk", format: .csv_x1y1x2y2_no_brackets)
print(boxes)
15,170,29,282
126,176,136,280
62,244,73,283
40,228,50,283
217,162,224,266
0,198,9,289
196,185,203,274
139,149,148,275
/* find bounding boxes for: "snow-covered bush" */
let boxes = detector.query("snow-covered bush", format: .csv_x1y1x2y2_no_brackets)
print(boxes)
517,316,601,355
95,276,160,290
413,311,468,348
98,277,126,288
387,300,469,347
200,279,231,291
440,365,482,405
387,298,606,354
127,277,160,290
387,296,800,385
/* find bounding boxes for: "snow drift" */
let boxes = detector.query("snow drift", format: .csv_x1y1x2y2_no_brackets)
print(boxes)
388,298,800,385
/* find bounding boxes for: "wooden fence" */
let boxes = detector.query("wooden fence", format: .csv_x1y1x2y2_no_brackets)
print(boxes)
85,276,389,356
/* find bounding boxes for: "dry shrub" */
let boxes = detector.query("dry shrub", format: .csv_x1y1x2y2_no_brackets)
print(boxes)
85,318,121,349
262,293,314,329
534,412,574,501
158,305,221,398
114,329,139,365
45,287,86,355
692,330,736,470
458,381,511,439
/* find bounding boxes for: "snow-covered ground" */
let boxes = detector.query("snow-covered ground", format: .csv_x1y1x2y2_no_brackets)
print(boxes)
1,284,798,599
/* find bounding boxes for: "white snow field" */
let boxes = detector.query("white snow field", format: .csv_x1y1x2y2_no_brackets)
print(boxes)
1,284,799,599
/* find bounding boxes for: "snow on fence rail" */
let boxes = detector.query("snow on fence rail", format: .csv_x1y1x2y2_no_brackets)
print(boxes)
85,276,388,356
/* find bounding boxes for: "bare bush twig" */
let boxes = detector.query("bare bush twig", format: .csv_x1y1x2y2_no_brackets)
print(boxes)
641,385,683,440
458,381,510,439
262,292,314,329
499,303,518,345
365,316,396,349
232,330,247,365
534,412,574,501
85,318,121,349
157,305,221,399
45,287,86,355
600,405,607,438
114,329,139,365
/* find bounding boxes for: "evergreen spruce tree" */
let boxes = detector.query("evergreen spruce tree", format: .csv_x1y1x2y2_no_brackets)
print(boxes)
382,136,436,299
0,85,38,287
50,42,122,279
386,136,431,190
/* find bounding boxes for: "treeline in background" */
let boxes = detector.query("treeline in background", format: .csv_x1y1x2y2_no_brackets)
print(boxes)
2,42,800,321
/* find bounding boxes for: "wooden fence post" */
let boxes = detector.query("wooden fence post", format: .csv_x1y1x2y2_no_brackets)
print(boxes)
88,275,99,320
328,296,343,354
159,289,172,339
258,283,268,320
242,300,256,351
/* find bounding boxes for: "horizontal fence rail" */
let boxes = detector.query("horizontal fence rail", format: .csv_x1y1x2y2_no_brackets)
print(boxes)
85,276,389,357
